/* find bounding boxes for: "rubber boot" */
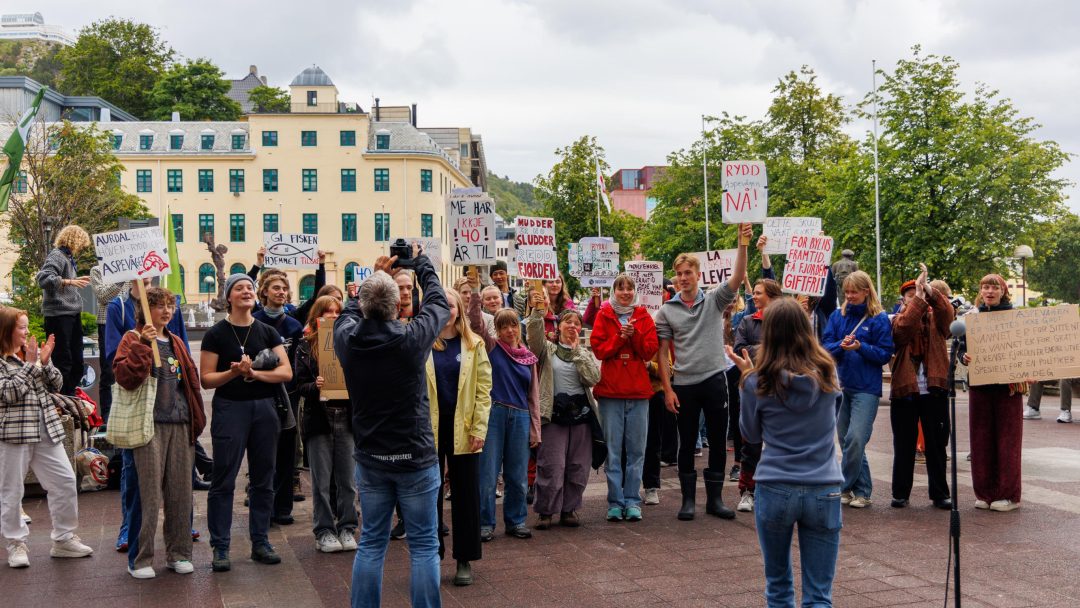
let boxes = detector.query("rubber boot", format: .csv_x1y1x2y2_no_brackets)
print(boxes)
704,469,736,519
677,472,697,521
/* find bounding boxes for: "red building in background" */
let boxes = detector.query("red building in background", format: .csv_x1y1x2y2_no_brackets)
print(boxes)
610,166,666,220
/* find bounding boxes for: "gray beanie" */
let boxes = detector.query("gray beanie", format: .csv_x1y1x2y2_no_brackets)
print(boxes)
224,273,255,301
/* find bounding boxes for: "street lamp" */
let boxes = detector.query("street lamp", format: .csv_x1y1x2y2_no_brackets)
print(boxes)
203,275,215,307
42,216,55,262
1014,245,1034,307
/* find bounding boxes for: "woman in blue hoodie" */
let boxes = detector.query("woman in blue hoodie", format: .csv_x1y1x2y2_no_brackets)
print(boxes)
728,297,843,607
822,270,894,509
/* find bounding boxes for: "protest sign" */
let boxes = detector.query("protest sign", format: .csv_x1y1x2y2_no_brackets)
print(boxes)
318,318,349,400
568,238,620,287
721,161,768,224
781,235,834,297
967,304,1080,386
447,191,496,265
264,232,319,268
514,216,558,280
625,261,664,314
762,217,822,255
391,237,443,269
692,249,738,288
94,227,171,283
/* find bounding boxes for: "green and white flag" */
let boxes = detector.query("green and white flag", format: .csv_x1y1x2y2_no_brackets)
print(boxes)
0,87,47,212
164,209,185,303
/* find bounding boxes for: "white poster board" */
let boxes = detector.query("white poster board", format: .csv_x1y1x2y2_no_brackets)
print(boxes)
692,249,739,288
762,217,822,255
721,161,768,224
781,235,834,297
625,261,664,314
514,216,558,280
392,237,443,269
447,191,496,265
94,227,171,283
568,239,620,287
265,232,319,269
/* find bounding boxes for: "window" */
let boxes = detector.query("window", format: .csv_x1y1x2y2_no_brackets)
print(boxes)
420,169,432,192
229,214,245,242
231,134,245,150
229,169,244,193
201,134,214,150
374,168,389,192
421,214,433,238
230,263,246,275
306,90,317,107
341,213,357,241
198,214,214,241
344,262,359,284
199,263,216,294
262,130,277,146
13,171,28,194
198,169,214,192
374,212,390,242
375,133,390,150
263,169,278,192
167,169,182,192
302,169,317,192
139,134,153,150
302,213,318,235
136,169,152,193
170,134,183,150
112,134,123,150
299,275,316,302
460,143,469,158
301,131,317,146
340,169,356,192
171,214,184,242
263,213,278,233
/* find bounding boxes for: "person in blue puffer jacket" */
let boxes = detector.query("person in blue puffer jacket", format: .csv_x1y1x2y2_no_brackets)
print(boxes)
822,270,894,509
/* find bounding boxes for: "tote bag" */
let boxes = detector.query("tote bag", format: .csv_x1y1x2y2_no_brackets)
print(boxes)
106,375,157,448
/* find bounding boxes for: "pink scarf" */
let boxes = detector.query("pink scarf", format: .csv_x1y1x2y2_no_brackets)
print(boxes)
497,339,538,366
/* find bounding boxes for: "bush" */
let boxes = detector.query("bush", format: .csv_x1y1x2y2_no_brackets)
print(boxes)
81,312,98,338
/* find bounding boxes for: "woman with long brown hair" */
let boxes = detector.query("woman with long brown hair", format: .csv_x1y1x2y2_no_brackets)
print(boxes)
727,297,843,607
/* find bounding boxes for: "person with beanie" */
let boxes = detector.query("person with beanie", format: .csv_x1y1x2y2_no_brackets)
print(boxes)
490,260,515,309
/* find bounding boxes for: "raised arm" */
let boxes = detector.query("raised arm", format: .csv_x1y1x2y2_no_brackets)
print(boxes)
726,223,753,292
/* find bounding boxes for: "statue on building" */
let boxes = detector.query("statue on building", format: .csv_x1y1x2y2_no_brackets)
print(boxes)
203,233,229,312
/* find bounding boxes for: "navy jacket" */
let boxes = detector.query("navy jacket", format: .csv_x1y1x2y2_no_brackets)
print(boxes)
822,303,894,396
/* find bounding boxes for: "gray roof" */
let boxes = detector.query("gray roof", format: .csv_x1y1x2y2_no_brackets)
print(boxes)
366,121,459,168
106,122,251,154
227,72,264,113
0,76,138,121
290,66,334,87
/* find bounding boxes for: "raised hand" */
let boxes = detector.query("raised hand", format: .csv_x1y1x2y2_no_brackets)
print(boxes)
39,335,55,365
725,345,754,373
374,255,398,276
25,335,39,365
756,235,768,252
256,246,266,267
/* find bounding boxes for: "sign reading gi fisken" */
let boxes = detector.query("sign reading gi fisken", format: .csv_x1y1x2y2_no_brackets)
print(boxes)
625,261,664,314
967,304,1080,386
568,238,620,287
721,161,768,224
318,318,348,400
264,232,319,269
447,191,496,265
693,249,739,288
763,217,822,255
94,227,171,283
782,235,834,297
514,216,558,280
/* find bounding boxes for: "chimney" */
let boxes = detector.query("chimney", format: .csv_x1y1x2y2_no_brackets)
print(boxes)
249,64,258,75
171,111,180,122
374,97,380,121
411,103,417,127
260,75,267,85
100,108,111,122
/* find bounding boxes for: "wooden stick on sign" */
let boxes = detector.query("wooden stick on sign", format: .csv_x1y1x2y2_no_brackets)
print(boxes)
739,223,752,247
530,279,546,314
135,278,162,367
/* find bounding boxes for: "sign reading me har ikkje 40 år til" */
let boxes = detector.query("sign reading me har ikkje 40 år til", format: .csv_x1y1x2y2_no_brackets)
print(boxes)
94,227,171,283
447,190,496,265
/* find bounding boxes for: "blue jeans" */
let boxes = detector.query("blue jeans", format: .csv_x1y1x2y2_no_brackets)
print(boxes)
116,449,140,549
755,482,842,607
351,462,441,608
836,391,878,498
599,398,648,509
478,404,530,530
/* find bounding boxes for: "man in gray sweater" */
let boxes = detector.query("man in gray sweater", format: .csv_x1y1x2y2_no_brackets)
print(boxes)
655,223,752,521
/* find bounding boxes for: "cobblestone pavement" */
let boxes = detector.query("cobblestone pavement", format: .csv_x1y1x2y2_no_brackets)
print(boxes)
3,378,1078,607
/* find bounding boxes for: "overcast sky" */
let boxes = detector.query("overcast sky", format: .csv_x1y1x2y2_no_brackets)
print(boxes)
26,0,1080,211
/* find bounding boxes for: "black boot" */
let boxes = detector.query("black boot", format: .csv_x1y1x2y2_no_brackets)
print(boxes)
677,472,697,521
704,469,736,519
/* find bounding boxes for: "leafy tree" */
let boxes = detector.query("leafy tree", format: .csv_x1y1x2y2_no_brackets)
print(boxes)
147,59,242,121
58,19,174,118
0,40,63,88
1027,213,1080,303
247,84,291,113
487,171,539,219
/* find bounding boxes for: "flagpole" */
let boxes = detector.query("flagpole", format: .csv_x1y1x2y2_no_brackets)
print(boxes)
596,158,602,238
872,59,882,297
702,114,710,251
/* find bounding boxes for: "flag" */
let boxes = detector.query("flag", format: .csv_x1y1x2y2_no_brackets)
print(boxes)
164,210,185,303
0,87,47,212
596,159,612,213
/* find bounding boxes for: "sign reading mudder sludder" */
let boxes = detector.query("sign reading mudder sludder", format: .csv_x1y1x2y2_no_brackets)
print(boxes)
94,227,171,282
514,216,558,280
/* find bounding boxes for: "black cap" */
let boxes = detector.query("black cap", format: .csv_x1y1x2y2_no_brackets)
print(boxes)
493,260,508,273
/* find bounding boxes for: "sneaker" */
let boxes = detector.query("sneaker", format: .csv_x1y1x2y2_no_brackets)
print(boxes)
251,542,282,565
453,560,473,586
316,531,343,553
737,493,754,512
389,520,406,540
1023,406,1042,420
212,547,231,572
560,511,581,527
191,529,200,541
914,451,926,464
728,464,741,482
693,448,703,457
643,488,660,505
50,535,93,558
974,500,990,510
505,525,532,539
660,460,676,468
7,542,29,568
166,560,194,574
890,498,909,508
840,491,853,505
19,507,30,525
338,530,357,551
272,515,294,525
625,506,642,522
128,565,156,579
990,499,1019,512
849,496,872,509
535,515,552,530
1058,411,1073,423
479,527,494,543
606,506,624,522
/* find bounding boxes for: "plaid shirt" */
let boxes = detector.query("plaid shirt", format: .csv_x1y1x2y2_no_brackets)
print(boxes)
0,356,66,444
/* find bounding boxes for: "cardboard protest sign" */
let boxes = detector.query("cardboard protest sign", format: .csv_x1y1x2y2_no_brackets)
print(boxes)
721,161,768,224
318,318,349,400
625,261,664,314
966,304,1080,387
94,227,171,283
692,249,739,288
391,237,443,269
763,217,822,255
781,235,834,297
568,238,620,287
265,232,319,268
514,216,558,280
447,191,496,265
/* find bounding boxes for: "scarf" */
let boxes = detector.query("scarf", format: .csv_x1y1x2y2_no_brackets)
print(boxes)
978,302,1013,313
497,339,538,366
59,246,77,275
608,294,637,317
555,341,577,362
263,305,286,320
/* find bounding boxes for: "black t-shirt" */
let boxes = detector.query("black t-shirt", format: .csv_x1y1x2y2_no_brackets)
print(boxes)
201,318,284,401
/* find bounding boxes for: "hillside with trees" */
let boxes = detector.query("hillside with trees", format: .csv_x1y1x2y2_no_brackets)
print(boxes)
486,171,540,220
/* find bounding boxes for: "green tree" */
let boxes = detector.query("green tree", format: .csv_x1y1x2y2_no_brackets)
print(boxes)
1027,213,1080,303
147,59,242,121
487,171,540,219
247,84,291,113
58,19,174,118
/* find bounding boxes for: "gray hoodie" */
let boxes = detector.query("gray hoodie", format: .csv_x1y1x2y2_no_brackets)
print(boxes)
35,248,84,317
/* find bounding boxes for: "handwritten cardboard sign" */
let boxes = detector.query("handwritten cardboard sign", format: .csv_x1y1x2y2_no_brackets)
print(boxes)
625,261,664,314
763,217,822,255
782,235,834,297
967,304,1080,386
94,227,171,283
447,191,496,265
568,238,620,287
721,161,768,224
692,249,738,288
318,318,348,400
265,232,319,268
514,216,558,280
391,237,443,269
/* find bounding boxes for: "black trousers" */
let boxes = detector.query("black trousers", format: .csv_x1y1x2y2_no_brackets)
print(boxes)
890,391,950,501
194,440,214,480
274,426,298,517
96,323,114,419
45,313,83,396
438,449,481,562
643,390,679,489
725,366,743,461
673,372,729,474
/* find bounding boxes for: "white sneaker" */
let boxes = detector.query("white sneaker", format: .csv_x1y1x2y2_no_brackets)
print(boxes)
20,507,30,524
737,493,754,512
840,491,853,505
1023,406,1042,420
643,488,660,505
128,565,156,579
849,496,872,508
338,530,357,551
7,543,29,568
974,500,990,510
50,535,93,558
1057,411,1073,424
167,560,194,574
316,531,343,553
990,499,1019,512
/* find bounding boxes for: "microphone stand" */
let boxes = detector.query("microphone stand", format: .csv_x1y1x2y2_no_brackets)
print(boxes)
947,336,962,607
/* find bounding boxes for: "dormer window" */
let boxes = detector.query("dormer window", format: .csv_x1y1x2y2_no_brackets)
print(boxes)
139,134,154,150
201,134,215,150
170,133,184,150
376,133,390,150
112,132,123,150
231,133,246,150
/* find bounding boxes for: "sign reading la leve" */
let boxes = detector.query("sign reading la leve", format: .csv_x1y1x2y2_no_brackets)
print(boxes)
94,227,171,283
692,249,739,288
